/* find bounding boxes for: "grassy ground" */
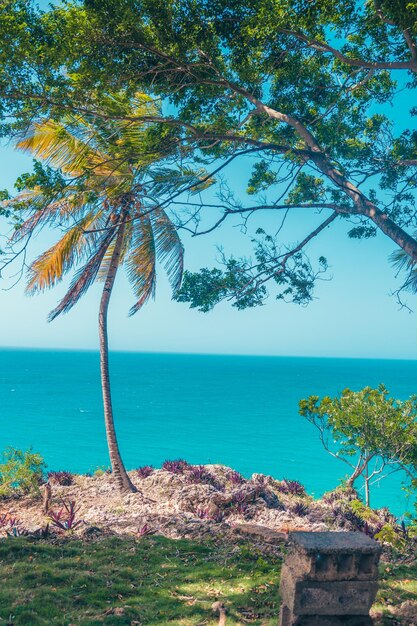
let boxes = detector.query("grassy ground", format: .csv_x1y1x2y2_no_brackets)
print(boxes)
0,536,282,625
0,536,416,625
374,560,417,624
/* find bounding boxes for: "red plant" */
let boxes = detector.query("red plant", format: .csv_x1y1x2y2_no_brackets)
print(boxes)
187,465,222,489
138,523,156,537
229,470,245,486
47,470,74,486
162,459,191,474
289,501,310,517
276,479,306,496
49,500,83,531
136,465,154,479
194,507,225,522
0,514,9,528
0,514,27,537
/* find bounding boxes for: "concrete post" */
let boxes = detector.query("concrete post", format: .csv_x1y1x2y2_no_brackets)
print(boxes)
279,531,382,625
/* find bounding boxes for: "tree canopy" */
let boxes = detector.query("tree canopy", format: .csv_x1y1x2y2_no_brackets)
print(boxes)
2,0,417,307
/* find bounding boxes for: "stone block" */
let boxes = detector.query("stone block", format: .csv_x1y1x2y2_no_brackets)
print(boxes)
279,607,374,626
281,569,378,615
284,532,381,582
279,532,381,625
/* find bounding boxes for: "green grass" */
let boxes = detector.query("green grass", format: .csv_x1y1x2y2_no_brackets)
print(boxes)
1,536,416,625
374,560,417,624
0,536,282,625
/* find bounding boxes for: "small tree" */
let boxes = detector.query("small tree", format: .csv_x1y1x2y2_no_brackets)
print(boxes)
299,385,417,507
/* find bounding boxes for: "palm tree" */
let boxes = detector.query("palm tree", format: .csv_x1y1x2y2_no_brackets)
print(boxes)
11,94,212,492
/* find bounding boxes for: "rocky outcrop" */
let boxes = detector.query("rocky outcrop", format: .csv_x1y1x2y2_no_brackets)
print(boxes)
0,464,394,544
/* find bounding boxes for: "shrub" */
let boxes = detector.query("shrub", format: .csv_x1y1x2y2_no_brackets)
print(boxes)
136,465,154,479
0,448,45,497
47,470,74,486
251,474,268,487
276,479,306,496
225,488,261,516
93,466,111,477
162,459,190,474
363,520,385,539
322,486,357,504
349,499,374,521
373,521,417,553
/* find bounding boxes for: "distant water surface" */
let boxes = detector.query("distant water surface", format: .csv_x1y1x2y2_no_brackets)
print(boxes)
1,349,416,516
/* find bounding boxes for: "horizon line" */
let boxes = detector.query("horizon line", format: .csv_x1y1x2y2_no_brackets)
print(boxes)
1,345,417,362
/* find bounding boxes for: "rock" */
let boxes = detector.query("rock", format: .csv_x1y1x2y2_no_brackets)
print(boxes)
176,483,222,513
233,523,288,544
393,600,417,621
143,470,187,501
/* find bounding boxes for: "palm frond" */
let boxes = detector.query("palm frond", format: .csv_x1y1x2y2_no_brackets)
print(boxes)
26,213,98,294
148,167,215,197
131,93,161,118
12,191,90,242
48,228,115,321
151,208,184,293
17,119,122,179
126,216,156,316
390,246,417,293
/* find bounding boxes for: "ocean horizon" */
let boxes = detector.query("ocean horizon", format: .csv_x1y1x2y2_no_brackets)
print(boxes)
1,348,416,516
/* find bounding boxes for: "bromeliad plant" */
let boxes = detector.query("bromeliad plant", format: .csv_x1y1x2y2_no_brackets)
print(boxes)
187,465,220,487
49,500,83,532
276,479,306,496
136,465,154,479
47,470,74,486
0,514,27,537
162,459,191,475
229,470,245,486
8,94,213,493
138,523,156,537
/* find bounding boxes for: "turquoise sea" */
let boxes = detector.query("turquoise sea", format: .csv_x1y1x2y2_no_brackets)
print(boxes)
1,349,417,516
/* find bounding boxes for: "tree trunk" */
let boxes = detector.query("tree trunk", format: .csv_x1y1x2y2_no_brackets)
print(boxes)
364,464,370,508
346,453,374,501
99,217,137,493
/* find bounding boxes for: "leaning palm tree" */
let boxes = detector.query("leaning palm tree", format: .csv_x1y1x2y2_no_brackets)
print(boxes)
11,94,212,492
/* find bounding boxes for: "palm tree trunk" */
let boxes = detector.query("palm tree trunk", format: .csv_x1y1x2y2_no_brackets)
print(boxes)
99,217,137,493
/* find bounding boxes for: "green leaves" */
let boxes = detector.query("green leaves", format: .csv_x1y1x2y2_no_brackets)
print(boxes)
174,262,267,312
0,447,45,498
299,385,417,500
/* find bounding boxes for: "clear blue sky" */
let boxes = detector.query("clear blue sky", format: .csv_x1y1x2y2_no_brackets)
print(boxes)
1,85,417,359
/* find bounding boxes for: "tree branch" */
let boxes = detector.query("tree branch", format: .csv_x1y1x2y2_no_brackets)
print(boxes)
280,29,417,73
